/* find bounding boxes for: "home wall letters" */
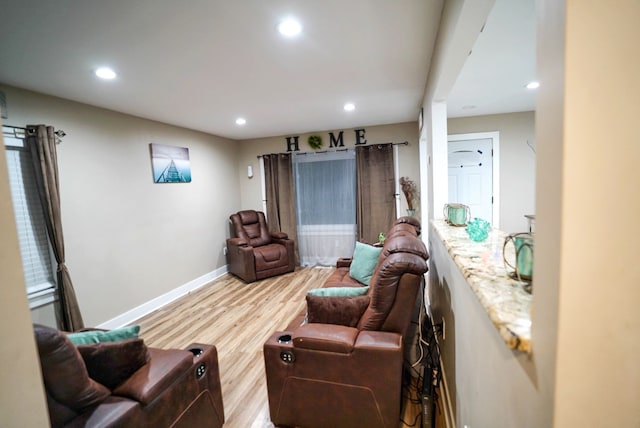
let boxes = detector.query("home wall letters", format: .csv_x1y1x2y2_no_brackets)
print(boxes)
285,128,367,152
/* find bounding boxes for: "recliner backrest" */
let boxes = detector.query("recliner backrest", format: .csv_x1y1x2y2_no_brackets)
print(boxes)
230,210,272,247
394,215,422,235
34,324,111,427
356,229,428,334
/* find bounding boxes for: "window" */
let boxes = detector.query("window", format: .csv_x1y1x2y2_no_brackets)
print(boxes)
294,157,356,225
293,150,357,266
4,132,56,308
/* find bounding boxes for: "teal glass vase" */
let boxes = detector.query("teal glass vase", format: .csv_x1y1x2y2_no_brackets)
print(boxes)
465,218,490,242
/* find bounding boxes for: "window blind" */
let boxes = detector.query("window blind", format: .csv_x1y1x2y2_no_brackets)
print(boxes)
5,137,56,297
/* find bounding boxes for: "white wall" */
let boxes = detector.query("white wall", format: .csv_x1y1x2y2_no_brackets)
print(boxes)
448,111,536,233
418,0,494,239
426,1,640,427
421,1,552,427
237,122,421,215
428,231,539,428
0,123,50,426
1,85,241,326
538,1,640,426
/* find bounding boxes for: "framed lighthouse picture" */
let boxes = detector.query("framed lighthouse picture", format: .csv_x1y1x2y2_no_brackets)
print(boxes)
149,143,192,183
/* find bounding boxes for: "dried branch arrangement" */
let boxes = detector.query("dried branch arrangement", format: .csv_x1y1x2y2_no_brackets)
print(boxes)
399,176,418,210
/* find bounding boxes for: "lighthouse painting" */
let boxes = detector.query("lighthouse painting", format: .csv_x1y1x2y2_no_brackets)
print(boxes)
150,143,192,183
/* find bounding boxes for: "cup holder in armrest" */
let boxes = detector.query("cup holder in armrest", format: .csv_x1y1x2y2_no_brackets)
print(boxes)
188,347,204,357
278,334,292,343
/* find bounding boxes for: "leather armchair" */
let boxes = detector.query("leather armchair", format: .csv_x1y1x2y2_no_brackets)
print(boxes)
264,231,429,428
227,210,295,282
34,324,224,428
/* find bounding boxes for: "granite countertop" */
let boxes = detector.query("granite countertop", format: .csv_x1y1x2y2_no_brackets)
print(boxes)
431,219,532,353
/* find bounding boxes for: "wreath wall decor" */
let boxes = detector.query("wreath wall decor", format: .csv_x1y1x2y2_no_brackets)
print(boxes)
307,135,323,150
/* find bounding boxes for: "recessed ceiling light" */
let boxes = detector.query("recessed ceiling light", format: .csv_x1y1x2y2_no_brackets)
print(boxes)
95,67,116,80
278,18,302,37
343,103,355,111
235,118,247,126
526,81,540,89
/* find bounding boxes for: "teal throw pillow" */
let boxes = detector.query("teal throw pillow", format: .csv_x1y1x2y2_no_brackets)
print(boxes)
308,286,369,297
67,325,140,345
349,241,382,285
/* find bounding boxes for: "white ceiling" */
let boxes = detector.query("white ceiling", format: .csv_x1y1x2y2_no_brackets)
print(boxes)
0,0,534,140
448,0,536,118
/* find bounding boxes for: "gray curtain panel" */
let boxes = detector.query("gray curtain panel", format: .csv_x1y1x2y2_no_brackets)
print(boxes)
264,153,298,264
27,124,84,331
356,144,395,244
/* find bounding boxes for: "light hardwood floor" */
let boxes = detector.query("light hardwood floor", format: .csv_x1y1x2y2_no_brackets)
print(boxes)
136,266,422,428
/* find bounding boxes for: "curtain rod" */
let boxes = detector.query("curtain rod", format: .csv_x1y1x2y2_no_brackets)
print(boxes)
3,125,28,131
256,141,408,159
2,124,67,143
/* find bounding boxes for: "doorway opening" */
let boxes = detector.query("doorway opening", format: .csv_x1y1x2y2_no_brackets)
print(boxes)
447,131,500,227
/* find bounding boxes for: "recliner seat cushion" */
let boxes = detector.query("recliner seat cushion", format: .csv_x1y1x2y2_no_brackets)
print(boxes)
323,267,363,288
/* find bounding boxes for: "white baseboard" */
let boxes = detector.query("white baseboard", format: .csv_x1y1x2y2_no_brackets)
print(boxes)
439,362,456,428
97,265,228,330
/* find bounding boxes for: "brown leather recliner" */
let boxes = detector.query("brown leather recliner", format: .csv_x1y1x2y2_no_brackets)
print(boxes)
263,222,429,428
34,324,224,428
227,210,295,282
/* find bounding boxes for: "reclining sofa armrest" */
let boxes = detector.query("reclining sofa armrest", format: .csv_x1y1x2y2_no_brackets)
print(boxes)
226,238,257,282
292,324,358,354
336,257,352,268
182,343,225,427
354,330,402,351
270,231,288,240
271,236,292,246
227,237,249,247
113,348,193,406
271,236,292,248
183,343,223,393
270,235,295,272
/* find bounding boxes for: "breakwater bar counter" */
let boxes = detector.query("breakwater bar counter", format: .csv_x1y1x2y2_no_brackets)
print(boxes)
430,219,532,353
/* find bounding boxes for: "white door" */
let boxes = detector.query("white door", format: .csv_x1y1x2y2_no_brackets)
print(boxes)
447,138,493,223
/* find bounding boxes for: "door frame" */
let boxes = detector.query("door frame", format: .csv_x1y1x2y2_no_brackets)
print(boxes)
447,131,500,228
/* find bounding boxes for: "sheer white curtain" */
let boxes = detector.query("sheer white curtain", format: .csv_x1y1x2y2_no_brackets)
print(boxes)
293,150,356,266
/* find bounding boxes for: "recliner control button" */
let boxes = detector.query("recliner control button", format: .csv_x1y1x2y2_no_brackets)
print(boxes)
196,362,207,378
280,351,295,363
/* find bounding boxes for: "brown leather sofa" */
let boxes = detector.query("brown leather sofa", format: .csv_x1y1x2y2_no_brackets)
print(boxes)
34,324,224,428
227,210,295,282
263,217,428,428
